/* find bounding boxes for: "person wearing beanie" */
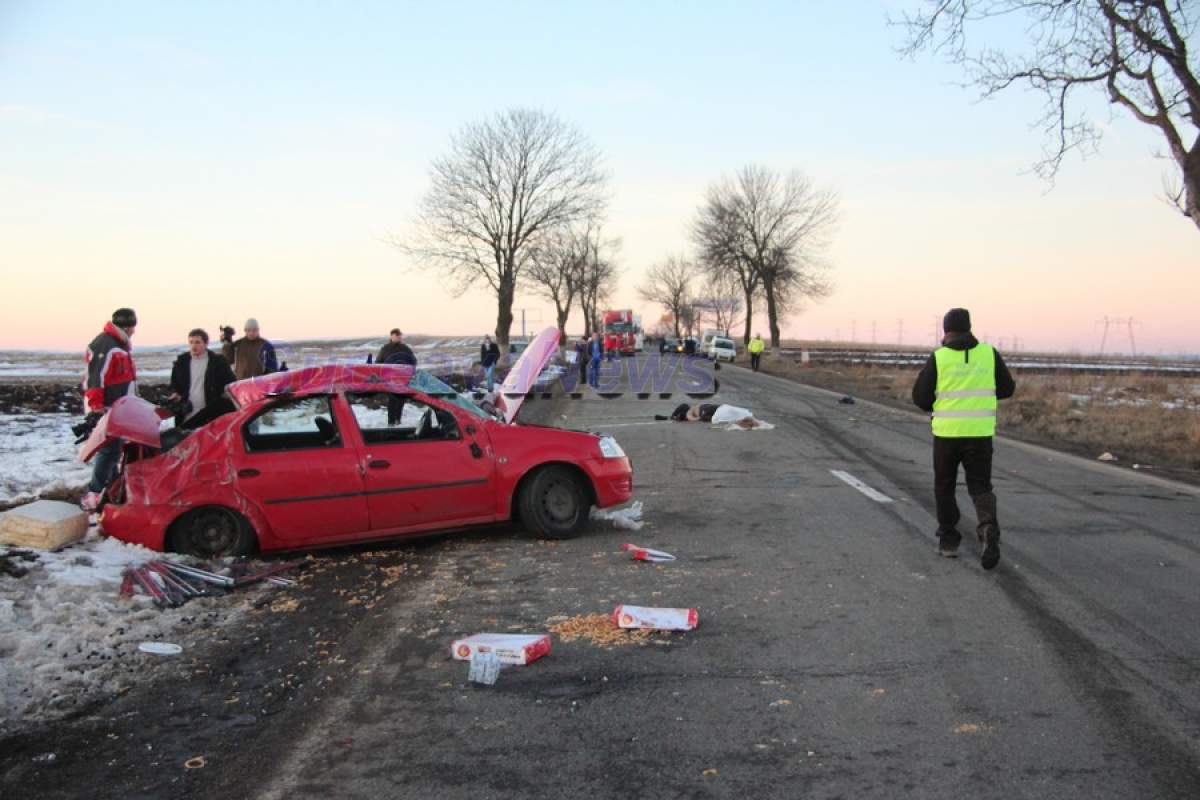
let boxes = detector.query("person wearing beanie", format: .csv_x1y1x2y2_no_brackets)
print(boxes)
912,308,1016,569
80,308,140,511
221,317,279,381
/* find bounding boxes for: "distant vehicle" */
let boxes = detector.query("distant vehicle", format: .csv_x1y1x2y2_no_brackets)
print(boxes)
659,338,677,355
92,331,633,557
602,310,637,356
709,337,736,362
507,337,530,357
678,337,699,355
700,329,728,353
632,314,644,352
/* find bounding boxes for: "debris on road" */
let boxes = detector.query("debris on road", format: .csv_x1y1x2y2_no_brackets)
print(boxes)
184,756,207,770
137,642,182,656
622,543,676,563
613,605,699,631
0,499,88,550
119,559,301,609
451,633,552,665
467,651,502,685
549,613,655,646
591,500,644,531
838,395,856,405
1097,452,1118,462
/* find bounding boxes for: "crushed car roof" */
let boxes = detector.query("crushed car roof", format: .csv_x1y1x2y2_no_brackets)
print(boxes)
226,364,416,408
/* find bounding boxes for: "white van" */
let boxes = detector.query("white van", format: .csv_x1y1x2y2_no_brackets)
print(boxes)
709,337,736,362
700,329,728,353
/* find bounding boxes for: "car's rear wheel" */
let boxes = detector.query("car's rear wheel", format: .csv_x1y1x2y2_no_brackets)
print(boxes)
518,466,589,540
171,507,256,558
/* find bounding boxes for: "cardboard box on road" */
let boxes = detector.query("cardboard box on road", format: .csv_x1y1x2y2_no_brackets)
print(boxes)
451,633,552,666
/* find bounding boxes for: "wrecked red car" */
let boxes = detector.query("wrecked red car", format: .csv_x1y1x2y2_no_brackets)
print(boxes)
94,331,632,557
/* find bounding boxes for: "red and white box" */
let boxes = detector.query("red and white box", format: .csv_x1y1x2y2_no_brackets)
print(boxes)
450,633,552,666
612,605,699,631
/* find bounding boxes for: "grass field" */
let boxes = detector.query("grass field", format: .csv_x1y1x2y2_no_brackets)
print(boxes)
750,354,1200,484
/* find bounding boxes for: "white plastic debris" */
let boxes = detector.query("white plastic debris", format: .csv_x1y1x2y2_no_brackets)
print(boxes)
622,543,676,563
1097,452,1118,462
591,500,644,531
137,642,182,656
612,605,698,631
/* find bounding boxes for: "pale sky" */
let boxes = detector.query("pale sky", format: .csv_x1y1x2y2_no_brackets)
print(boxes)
1,1,1195,354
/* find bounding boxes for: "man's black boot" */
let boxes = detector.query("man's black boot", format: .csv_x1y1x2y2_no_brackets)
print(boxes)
973,492,1001,570
936,528,962,558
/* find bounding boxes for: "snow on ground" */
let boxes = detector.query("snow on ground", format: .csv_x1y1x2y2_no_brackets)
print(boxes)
0,530,186,728
0,529,265,732
0,413,92,506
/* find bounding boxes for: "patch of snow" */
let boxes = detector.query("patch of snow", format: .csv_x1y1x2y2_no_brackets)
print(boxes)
0,530,222,728
0,413,93,505
591,500,644,531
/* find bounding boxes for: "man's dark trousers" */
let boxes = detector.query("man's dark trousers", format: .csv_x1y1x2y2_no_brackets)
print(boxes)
933,436,999,544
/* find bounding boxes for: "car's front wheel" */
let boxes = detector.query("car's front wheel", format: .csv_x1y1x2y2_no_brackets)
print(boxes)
518,465,589,539
170,507,256,558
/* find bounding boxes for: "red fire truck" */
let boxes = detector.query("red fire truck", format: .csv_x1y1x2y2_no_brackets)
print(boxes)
602,309,638,356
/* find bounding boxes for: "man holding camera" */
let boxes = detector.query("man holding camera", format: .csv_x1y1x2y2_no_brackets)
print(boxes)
79,308,139,511
221,318,278,381
168,328,236,430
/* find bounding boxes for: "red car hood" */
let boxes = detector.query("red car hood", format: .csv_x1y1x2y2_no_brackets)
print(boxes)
497,326,561,424
79,396,167,463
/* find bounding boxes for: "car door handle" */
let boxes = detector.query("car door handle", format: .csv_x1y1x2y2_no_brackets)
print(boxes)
469,443,484,459
238,468,260,478
368,459,391,469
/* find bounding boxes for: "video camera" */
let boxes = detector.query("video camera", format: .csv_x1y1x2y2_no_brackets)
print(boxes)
72,412,103,444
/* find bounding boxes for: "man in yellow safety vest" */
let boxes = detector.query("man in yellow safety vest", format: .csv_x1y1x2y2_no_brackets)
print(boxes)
747,333,765,372
912,308,1015,569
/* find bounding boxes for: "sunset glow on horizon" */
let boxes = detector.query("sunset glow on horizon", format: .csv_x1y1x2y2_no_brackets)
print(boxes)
2,2,1196,356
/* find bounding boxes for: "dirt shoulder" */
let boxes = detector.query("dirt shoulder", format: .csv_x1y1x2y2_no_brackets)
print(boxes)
743,354,1200,487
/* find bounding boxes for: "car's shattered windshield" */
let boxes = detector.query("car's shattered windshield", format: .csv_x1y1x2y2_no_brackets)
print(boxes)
410,369,490,420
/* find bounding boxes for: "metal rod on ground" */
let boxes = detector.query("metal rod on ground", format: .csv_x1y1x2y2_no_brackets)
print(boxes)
148,562,201,596
165,563,235,587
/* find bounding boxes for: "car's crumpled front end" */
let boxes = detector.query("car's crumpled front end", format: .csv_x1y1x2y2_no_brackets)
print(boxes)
590,434,633,507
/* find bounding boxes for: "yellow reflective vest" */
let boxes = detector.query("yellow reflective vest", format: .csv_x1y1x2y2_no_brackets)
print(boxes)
932,343,997,437
747,337,765,354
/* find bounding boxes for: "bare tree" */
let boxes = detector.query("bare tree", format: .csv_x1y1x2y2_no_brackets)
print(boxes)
898,1,1200,232
525,226,590,338
393,109,608,347
693,272,744,335
693,192,761,345
577,230,619,337
693,166,838,351
637,255,696,338
758,247,833,347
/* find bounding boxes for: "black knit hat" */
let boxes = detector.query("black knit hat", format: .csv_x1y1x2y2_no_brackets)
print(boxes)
112,308,138,328
943,308,971,333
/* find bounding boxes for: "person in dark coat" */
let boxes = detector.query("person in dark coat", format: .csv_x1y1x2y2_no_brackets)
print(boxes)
480,334,501,391
168,329,236,430
376,329,416,425
912,308,1016,568
221,318,278,380
574,338,588,384
377,328,417,366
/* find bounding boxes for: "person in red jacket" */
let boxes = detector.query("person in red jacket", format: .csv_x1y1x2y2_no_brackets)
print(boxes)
80,308,139,511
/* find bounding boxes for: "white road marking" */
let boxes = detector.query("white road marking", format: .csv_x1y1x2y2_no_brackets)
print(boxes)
830,470,894,503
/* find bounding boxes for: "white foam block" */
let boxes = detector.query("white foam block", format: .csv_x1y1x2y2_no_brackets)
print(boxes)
0,500,88,550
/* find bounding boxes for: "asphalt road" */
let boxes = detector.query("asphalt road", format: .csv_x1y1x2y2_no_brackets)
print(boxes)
10,356,1200,798
245,356,1200,799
